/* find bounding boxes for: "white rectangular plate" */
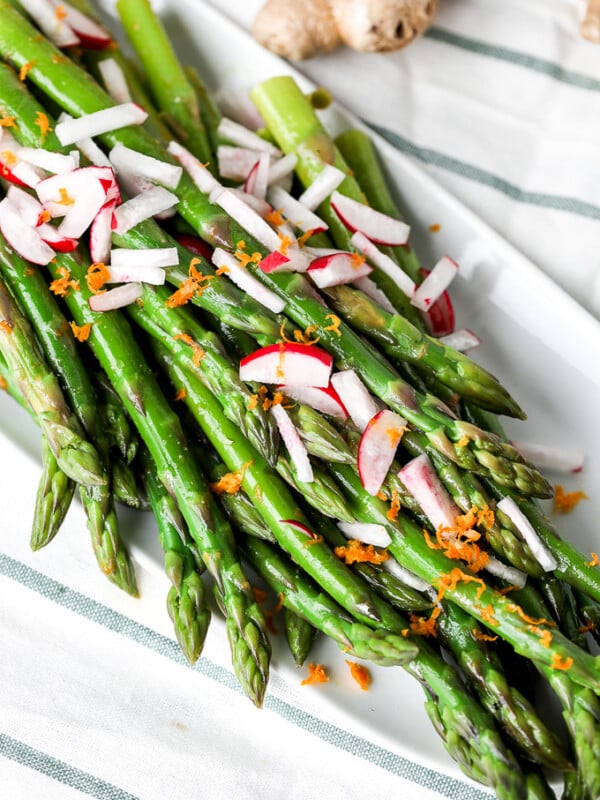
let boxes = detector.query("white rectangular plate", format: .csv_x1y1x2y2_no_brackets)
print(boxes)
1,0,599,792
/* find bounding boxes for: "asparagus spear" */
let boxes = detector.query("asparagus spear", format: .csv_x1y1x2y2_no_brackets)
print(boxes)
141,448,210,665
283,607,317,667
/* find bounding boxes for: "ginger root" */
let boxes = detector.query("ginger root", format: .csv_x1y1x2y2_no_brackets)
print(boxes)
252,0,438,60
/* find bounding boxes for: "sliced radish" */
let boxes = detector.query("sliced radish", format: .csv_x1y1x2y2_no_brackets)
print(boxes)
496,497,558,572
217,117,280,157
411,256,459,312
330,369,378,432
211,188,281,251
484,556,527,588
55,103,147,147
382,558,431,592
244,152,270,200
277,383,348,420
350,231,416,297
35,166,116,216
267,153,298,187
438,329,480,352
217,145,260,182
106,265,165,285
352,275,396,314
398,454,460,530
89,282,143,311
239,343,333,388
17,147,78,175
10,161,45,189
74,135,112,168
109,143,182,190
37,223,78,252
337,521,391,548
167,140,221,195
420,268,455,337
6,186,44,227
271,403,313,483
298,165,345,211
358,409,407,496
97,58,132,104
18,0,80,48
510,441,584,474
259,251,292,274
228,187,272,217
112,186,179,234
110,247,178,269
175,233,213,262
57,179,106,238
268,185,328,234
0,198,56,265
49,0,112,49
89,202,114,263
280,519,320,541
307,251,372,289
212,248,285,313
331,191,410,246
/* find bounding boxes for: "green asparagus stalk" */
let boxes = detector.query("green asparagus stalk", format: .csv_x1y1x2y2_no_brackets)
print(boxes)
283,607,317,667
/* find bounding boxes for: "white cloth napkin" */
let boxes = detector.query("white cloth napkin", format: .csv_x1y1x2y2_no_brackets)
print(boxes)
2,1,600,799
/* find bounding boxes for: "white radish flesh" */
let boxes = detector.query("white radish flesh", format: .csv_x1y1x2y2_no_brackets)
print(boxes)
167,140,221,195
411,256,459,312
109,143,182,190
17,147,78,175
106,265,165,285
217,117,280,156
297,165,345,211
211,248,286,313
307,251,372,289
352,275,397,314
271,403,313,483
55,103,148,146
398,454,461,530
331,192,410,246
109,247,179,269
97,58,132,104
510,442,584,474
438,329,480,352
268,185,328,233
89,282,143,312
112,186,179,234
212,188,281,251
358,409,407,496
496,497,558,572
277,383,348,420
0,198,55,265
239,343,333,388
330,369,378,432
337,521,391,548
351,231,416,297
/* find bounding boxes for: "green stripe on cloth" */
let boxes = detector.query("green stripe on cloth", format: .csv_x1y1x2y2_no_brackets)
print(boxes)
0,552,492,800
0,733,139,800
426,27,600,93
369,122,600,221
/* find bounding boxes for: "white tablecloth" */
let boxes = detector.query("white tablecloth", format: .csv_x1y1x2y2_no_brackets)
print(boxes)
2,1,600,798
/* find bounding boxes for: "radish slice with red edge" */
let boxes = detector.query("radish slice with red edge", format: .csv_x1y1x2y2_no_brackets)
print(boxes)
6,186,44,227
267,153,298,186
419,268,455,337
358,409,407,496
18,0,80,48
110,247,179,269
239,343,333,388
330,369,378,432
167,140,221,195
297,165,345,211
17,147,78,176
382,558,431,592
259,251,291,274
109,143,182,190
277,383,348,420
35,166,117,216
112,186,179,234
38,223,78,253
411,256,459,312
510,442,584,474
57,179,106,238
10,161,45,189
216,145,261,182
106,265,165,285
217,117,280,157
271,403,313,483
175,233,213,261
0,198,56,265
496,497,558,571
398,454,460,529
98,58,132,104
484,556,527,588
350,231,416,297
337,521,391,548
89,282,143,312
55,103,148,147
49,0,112,49
331,191,410,246
280,519,321,541
211,188,281,252
438,328,480,352
212,248,286,313
89,202,114,263
352,275,396,314
243,152,270,200
268,185,328,234
228,187,272,217
307,251,372,289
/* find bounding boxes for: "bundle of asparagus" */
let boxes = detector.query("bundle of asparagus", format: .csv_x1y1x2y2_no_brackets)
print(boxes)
0,0,599,796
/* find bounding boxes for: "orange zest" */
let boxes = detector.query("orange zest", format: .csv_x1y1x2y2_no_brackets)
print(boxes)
386,489,401,522
0,320,12,335
322,314,342,337
0,116,16,128
537,629,553,648
277,232,293,255
56,187,75,206
346,660,371,691
172,332,205,366
472,629,498,643
428,223,441,233
296,228,315,248
247,385,284,412
456,435,470,448
334,539,388,565
54,4,67,19
37,209,52,225
303,534,323,547
19,61,37,81
265,208,286,228
550,653,573,671
165,258,214,308
301,663,328,686
1,150,17,168
69,321,92,342
553,484,587,514
351,252,366,270
234,247,262,268
209,460,253,495
174,387,187,402
34,111,52,139
86,262,110,295
475,603,500,627
408,606,441,638
49,266,79,297
436,568,487,602
0,375,7,391
585,552,599,568
505,603,556,628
